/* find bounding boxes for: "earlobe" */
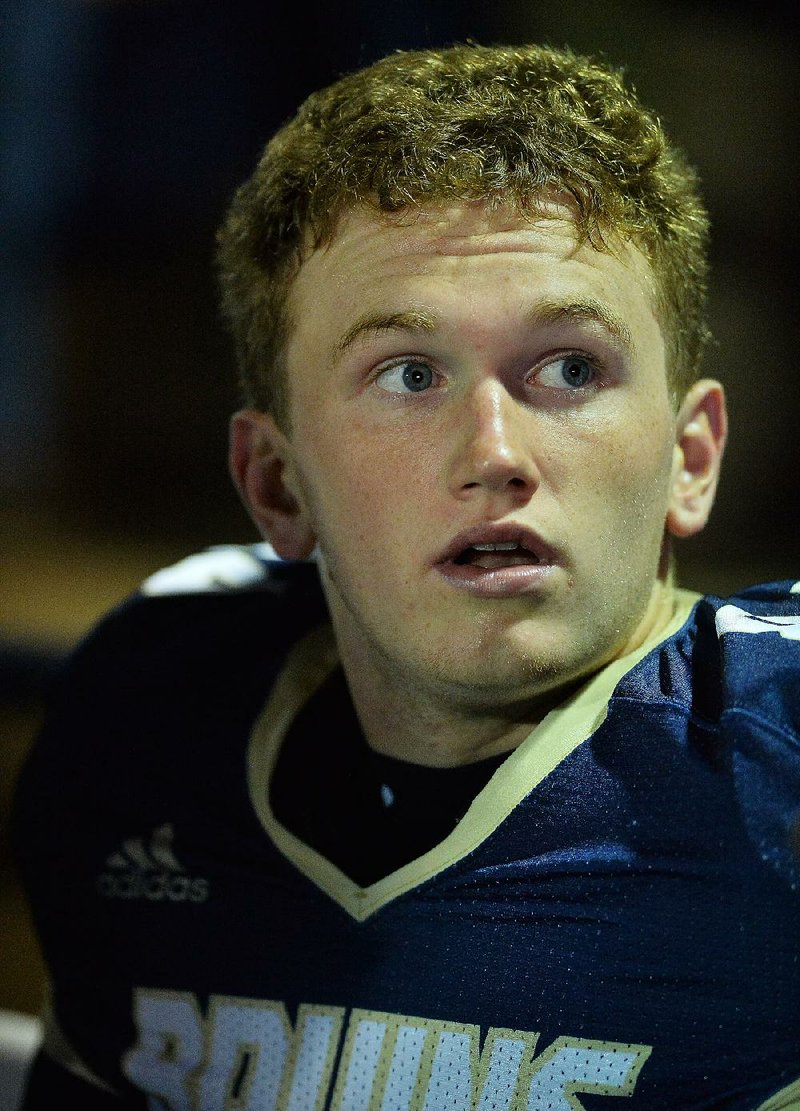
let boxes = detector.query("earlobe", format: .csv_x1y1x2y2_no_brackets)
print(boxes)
666,379,727,539
229,410,317,560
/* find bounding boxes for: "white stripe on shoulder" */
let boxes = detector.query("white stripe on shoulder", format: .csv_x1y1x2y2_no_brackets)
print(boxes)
715,604,800,641
141,544,278,597
791,581,800,594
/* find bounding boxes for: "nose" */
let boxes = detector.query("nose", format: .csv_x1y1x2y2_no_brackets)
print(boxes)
447,380,540,503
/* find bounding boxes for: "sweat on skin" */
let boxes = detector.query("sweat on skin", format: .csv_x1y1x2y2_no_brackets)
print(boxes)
230,199,726,769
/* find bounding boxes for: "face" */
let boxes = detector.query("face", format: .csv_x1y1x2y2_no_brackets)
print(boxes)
256,201,705,711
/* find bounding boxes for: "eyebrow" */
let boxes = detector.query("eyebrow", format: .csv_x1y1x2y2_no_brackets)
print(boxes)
332,297,635,360
333,309,438,359
529,297,635,354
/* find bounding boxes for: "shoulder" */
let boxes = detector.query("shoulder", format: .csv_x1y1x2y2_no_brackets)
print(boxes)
137,542,286,598
12,545,328,874
121,540,324,626
699,581,800,890
613,581,800,892
618,580,800,727
701,578,800,640
63,543,327,682
14,544,327,790
694,580,800,728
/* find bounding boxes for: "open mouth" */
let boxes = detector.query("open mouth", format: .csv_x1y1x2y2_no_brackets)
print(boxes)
434,527,556,596
453,542,543,570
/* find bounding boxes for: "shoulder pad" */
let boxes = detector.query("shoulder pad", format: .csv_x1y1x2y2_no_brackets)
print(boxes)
715,580,800,641
705,580,800,735
140,544,278,597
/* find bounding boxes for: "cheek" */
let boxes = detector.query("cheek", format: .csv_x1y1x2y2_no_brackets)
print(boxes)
313,414,435,499
562,413,675,525
297,434,410,551
624,413,677,491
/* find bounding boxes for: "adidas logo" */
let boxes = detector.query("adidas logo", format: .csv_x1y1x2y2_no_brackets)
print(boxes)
96,823,210,903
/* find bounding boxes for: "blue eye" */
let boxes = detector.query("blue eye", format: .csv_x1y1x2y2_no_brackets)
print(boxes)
536,355,596,390
376,360,436,394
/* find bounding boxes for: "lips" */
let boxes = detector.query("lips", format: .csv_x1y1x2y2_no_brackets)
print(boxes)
434,524,559,597
454,541,541,570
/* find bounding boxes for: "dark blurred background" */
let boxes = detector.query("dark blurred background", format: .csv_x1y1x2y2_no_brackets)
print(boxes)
2,0,798,1016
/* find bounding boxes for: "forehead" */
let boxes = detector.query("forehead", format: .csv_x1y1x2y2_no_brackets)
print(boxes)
285,199,661,362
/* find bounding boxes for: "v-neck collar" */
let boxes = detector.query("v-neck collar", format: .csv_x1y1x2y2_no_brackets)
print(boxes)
247,589,699,922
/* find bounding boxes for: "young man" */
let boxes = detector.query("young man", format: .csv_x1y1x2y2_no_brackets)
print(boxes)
14,44,800,1110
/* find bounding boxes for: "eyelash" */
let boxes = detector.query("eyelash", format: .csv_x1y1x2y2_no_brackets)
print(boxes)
371,351,605,396
533,353,603,391
373,358,442,395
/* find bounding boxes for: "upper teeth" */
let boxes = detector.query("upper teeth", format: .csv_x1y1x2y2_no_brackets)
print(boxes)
472,542,519,551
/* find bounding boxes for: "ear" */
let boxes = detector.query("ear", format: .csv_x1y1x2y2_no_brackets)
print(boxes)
666,379,727,539
229,410,317,560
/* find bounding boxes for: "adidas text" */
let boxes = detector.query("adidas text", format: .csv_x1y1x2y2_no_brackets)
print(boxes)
97,824,210,903
97,870,209,903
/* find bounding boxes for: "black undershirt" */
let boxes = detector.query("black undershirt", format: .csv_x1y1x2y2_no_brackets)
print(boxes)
270,667,508,886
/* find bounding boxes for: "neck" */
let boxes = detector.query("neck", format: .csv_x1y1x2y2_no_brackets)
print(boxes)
333,573,677,769
342,666,580,768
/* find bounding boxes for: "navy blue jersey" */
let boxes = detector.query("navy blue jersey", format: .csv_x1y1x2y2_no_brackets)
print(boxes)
12,547,800,1109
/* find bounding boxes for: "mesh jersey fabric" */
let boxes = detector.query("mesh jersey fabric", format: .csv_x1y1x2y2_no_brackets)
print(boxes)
12,547,800,1110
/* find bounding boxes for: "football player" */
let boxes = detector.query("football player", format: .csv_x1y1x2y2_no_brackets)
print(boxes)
15,43,800,1109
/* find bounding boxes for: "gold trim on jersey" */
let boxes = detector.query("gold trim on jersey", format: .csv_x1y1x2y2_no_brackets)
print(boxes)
247,590,699,922
755,1076,800,1110
40,984,118,1094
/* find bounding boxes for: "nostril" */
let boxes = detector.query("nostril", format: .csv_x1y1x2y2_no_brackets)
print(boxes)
458,473,534,495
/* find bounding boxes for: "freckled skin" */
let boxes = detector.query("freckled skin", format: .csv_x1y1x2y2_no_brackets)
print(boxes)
274,201,692,753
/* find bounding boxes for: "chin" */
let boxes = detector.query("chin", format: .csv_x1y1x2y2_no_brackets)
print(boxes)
419,633,596,709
